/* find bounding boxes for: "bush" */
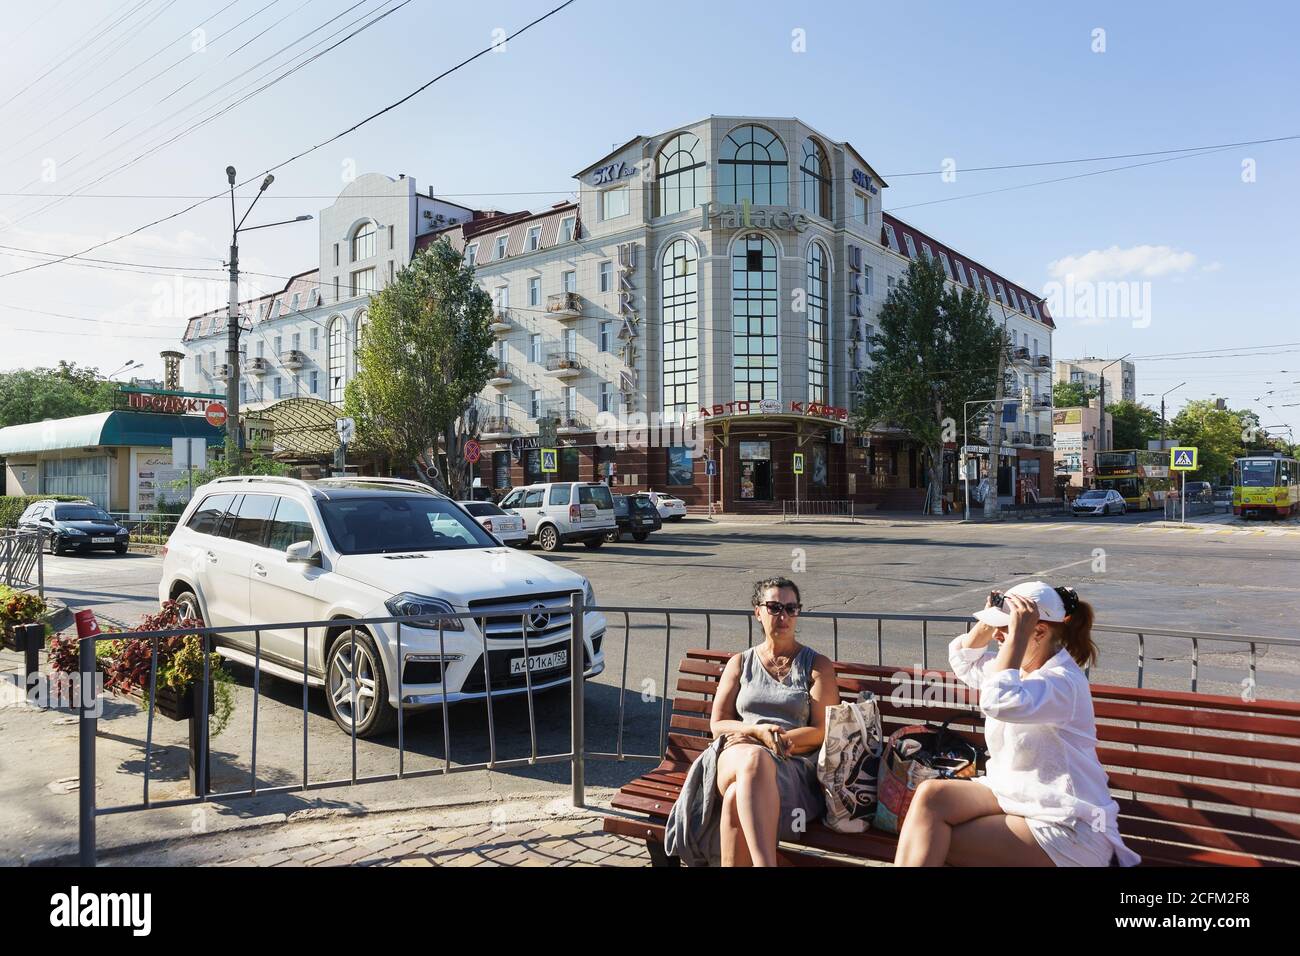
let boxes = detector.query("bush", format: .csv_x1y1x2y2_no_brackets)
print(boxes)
0,494,87,529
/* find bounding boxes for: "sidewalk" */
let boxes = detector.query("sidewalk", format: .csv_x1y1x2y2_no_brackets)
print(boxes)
91,793,650,869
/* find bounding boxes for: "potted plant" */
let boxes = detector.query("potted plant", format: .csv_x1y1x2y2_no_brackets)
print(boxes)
0,585,47,649
100,602,235,735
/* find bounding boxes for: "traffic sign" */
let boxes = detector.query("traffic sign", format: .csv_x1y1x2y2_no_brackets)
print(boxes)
205,402,227,428
792,453,805,475
464,438,481,464
540,447,558,473
705,458,717,477
1170,446,1198,471
336,417,356,445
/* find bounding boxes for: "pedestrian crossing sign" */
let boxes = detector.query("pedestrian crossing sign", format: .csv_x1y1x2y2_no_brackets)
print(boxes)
1170,447,1198,471
793,453,805,475
540,448,558,474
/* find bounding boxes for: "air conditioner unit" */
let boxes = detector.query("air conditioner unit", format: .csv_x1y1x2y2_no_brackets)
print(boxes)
856,436,872,449
422,210,433,218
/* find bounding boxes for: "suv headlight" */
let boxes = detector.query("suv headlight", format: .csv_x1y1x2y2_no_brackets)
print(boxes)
386,593,464,631
582,579,596,608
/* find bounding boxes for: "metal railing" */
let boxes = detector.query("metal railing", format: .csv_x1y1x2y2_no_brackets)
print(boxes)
0,530,43,595
108,512,181,544
781,499,859,522
1163,497,1217,520
64,600,1300,865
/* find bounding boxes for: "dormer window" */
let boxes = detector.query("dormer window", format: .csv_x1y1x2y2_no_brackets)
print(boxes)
882,223,900,253
560,216,575,242
903,234,918,259
495,236,508,259
465,243,478,267
526,226,541,251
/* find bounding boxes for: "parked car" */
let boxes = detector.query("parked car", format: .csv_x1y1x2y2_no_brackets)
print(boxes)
605,493,663,542
18,499,131,555
1182,481,1214,503
1213,486,1233,511
158,476,606,738
644,490,687,521
1072,488,1127,516
497,481,617,552
458,500,527,545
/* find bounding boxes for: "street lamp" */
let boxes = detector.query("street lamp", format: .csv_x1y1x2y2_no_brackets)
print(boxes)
106,360,142,379
962,396,1020,520
1142,382,1185,450
1096,353,1131,451
223,166,312,463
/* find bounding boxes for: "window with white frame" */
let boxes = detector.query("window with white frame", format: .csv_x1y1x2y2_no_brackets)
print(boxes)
310,370,319,395
351,268,376,297
559,216,575,242
563,270,576,293
256,341,264,358
938,252,952,279
599,381,612,413
530,334,542,365
564,385,577,417
529,389,541,419
985,276,996,298
882,223,900,253
292,332,300,351
903,233,918,259
351,222,375,261
528,276,541,307
274,335,282,355
526,226,541,251
494,285,509,311
732,233,778,403
328,316,345,403
388,224,394,249
662,237,699,420
273,376,282,399
193,353,202,373
495,235,508,259
996,281,1007,305
599,321,611,352
655,132,705,215
920,241,933,261
465,243,478,267
601,186,629,220
718,124,788,205
853,192,867,227
863,264,873,296
1029,300,1042,321
806,241,830,405
954,260,967,285
598,260,613,292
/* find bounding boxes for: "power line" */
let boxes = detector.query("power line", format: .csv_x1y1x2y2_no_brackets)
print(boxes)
0,0,578,282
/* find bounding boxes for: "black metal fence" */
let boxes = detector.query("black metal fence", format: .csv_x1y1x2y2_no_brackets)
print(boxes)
0,530,42,594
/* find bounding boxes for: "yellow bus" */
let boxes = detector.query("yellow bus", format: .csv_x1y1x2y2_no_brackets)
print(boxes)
1093,449,1174,511
1233,455,1298,519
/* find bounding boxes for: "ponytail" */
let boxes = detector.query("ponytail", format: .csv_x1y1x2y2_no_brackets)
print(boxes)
1058,599,1098,669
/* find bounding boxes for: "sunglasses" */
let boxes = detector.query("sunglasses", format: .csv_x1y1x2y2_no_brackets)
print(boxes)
988,587,1080,616
760,601,802,617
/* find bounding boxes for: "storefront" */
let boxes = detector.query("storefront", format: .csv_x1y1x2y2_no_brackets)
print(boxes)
0,410,224,512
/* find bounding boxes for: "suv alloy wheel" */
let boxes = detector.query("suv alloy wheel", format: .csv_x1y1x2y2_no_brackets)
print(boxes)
325,628,397,737
537,524,561,552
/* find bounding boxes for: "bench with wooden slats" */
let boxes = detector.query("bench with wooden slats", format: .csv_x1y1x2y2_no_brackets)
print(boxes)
602,648,1300,867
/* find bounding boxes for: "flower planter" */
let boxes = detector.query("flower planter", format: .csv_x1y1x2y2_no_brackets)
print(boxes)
123,681,215,722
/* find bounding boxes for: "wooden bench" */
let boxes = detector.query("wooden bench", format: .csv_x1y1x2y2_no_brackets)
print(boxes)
602,649,1300,867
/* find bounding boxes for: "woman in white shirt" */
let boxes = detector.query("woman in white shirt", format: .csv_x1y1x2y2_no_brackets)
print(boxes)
893,581,1140,867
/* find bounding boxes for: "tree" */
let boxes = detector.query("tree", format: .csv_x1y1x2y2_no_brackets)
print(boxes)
1169,399,1252,483
345,238,495,499
1051,379,1095,408
0,362,119,427
1107,399,1163,450
851,254,1003,513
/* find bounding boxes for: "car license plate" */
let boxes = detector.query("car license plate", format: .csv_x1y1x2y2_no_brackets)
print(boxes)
510,648,567,675
93,537,114,544
639,519,654,525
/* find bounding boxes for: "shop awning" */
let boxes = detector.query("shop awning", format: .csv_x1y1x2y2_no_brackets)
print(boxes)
0,411,223,456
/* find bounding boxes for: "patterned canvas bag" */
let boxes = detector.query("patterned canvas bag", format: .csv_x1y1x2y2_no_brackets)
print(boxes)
873,719,981,835
816,692,884,833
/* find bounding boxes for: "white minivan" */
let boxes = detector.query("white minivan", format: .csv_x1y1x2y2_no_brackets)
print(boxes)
158,476,605,737
498,482,617,552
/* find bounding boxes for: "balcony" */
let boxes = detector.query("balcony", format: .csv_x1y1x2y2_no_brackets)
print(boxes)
1033,395,1052,409
247,357,270,375
1035,355,1051,368
545,351,582,378
556,413,590,434
280,349,305,370
1034,433,1053,447
546,291,583,320
213,363,230,381
479,416,513,439
489,310,512,334
1012,430,1032,445
1012,346,1032,363
488,364,512,387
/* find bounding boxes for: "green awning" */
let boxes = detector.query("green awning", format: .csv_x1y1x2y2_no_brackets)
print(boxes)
0,411,224,456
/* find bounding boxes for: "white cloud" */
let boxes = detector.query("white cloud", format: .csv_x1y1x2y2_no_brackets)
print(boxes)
1046,244,1197,282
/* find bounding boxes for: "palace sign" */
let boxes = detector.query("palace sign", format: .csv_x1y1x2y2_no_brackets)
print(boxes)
696,400,849,423
699,199,811,233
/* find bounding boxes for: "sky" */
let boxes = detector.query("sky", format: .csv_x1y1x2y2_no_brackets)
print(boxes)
1,0,1297,438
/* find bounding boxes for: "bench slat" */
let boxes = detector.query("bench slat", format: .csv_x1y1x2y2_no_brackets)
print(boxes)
1117,798,1300,843
1106,770,1300,816
1098,746,1300,789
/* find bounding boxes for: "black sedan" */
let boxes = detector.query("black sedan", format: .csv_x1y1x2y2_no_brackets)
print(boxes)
19,501,130,555
604,493,663,542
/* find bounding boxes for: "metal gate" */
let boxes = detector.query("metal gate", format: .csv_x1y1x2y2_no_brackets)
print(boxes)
0,530,43,595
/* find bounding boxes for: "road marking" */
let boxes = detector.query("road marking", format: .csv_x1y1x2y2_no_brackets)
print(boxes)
918,556,1096,609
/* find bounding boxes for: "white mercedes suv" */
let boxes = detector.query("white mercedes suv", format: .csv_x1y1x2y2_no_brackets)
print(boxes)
158,476,605,737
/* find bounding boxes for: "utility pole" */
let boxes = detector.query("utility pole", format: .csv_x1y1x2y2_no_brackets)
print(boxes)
1095,353,1131,452
984,311,1012,518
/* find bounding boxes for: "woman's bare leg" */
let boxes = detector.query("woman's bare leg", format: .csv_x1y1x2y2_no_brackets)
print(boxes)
719,783,753,867
947,813,1055,867
716,744,781,867
894,779,1005,866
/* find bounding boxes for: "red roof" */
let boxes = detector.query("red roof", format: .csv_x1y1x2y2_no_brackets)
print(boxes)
881,213,1054,328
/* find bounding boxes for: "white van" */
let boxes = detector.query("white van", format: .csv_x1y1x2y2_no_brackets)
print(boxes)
499,482,617,552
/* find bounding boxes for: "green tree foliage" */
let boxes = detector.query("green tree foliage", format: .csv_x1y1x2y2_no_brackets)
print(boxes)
0,362,119,428
1051,379,1095,408
344,238,495,498
1107,399,1163,450
851,255,1003,512
1169,400,1257,483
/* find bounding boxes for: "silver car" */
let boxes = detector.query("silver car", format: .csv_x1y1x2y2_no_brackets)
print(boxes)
1072,488,1127,516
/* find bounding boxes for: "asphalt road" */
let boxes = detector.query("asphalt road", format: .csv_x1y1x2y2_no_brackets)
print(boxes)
8,511,1297,861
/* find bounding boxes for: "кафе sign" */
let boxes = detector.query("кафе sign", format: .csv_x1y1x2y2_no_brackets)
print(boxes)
696,399,850,422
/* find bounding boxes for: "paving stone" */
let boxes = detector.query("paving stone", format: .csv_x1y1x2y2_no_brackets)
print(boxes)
573,848,610,864
394,856,435,867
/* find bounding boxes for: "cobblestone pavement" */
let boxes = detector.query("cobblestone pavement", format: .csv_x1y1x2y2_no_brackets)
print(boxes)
100,797,652,868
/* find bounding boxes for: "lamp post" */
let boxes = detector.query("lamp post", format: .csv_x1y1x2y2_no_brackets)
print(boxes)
223,165,312,464
106,360,142,380
1095,353,1130,451
962,396,1020,521
1143,382,1185,450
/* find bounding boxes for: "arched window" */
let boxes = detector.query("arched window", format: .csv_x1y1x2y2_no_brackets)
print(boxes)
351,221,375,262
656,132,704,216
800,138,831,219
806,241,829,404
661,239,699,421
732,234,779,403
718,125,788,206
328,316,346,404
353,312,369,376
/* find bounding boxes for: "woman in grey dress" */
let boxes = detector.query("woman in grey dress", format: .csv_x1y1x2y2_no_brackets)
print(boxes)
708,577,838,866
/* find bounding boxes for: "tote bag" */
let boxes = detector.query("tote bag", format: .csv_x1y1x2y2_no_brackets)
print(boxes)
816,693,883,833
873,719,981,835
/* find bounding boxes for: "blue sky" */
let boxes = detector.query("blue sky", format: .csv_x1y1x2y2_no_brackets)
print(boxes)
1,0,1297,436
